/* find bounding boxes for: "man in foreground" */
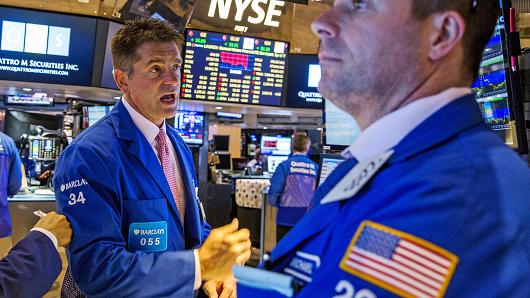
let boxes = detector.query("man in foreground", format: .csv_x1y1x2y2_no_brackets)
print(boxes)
244,0,530,297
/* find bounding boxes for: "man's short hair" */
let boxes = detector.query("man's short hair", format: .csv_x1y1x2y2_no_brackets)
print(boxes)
410,0,499,80
111,18,181,75
292,135,311,153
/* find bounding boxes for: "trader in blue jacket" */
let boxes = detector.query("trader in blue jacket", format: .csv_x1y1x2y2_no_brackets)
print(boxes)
0,131,21,257
239,0,530,297
0,211,72,297
268,135,317,241
54,19,250,298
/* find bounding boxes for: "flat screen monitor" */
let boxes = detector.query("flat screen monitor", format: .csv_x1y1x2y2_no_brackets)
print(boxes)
29,136,60,160
0,6,97,86
181,29,288,106
232,157,248,171
213,135,229,151
175,111,204,145
472,17,511,131
286,54,323,109
267,155,288,173
100,21,123,89
316,154,345,186
323,100,361,150
85,105,113,128
260,136,291,156
471,13,527,152
217,153,231,170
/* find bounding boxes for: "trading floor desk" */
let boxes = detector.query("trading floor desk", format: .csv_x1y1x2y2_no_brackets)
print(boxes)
8,190,56,244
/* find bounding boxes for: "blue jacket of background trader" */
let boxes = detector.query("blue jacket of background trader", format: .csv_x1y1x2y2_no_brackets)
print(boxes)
0,132,21,237
241,95,530,297
54,100,211,297
268,154,318,227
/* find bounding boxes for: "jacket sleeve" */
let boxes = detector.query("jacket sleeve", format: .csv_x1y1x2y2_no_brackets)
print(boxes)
0,231,61,298
268,163,287,206
7,140,21,196
54,144,197,297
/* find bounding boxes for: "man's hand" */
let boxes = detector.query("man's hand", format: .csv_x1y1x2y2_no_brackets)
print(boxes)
38,170,52,180
203,275,237,298
34,211,72,247
198,218,251,281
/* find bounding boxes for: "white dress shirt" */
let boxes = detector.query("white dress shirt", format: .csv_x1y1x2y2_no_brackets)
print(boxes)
342,88,471,161
122,98,201,289
30,227,58,248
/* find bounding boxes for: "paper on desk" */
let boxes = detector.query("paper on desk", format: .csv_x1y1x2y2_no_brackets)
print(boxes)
33,210,48,218
233,265,294,297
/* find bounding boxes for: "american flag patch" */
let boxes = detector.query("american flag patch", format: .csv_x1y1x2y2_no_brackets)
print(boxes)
340,221,458,298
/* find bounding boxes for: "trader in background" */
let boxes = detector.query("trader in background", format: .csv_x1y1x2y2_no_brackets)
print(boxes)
54,18,250,298
0,132,21,258
0,211,72,297
268,135,317,242
243,0,530,297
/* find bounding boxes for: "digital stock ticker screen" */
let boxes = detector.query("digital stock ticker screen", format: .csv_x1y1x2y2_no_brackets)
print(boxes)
181,29,288,106
472,17,511,130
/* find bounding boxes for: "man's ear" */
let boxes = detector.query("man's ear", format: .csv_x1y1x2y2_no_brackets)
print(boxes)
113,68,129,93
428,11,466,61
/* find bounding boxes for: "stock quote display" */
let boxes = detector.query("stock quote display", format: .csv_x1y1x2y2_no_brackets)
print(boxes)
471,18,511,130
181,29,288,106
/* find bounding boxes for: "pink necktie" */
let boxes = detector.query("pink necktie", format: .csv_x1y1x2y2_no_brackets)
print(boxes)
155,129,184,221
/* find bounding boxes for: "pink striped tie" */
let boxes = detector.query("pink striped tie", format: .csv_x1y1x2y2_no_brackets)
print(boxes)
155,128,184,221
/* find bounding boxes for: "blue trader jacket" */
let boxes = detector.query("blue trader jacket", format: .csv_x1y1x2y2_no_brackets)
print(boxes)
0,231,61,297
0,132,21,237
242,95,530,297
54,100,211,297
268,154,318,227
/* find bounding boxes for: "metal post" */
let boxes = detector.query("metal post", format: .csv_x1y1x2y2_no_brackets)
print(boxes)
260,186,270,264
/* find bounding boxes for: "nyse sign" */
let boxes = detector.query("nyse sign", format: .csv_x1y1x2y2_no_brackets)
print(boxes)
208,0,285,29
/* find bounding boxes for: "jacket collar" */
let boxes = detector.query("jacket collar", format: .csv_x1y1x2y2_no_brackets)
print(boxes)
390,94,487,163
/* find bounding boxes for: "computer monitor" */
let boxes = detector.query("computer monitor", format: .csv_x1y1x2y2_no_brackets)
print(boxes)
213,135,230,152
217,153,231,170
267,155,289,173
175,111,204,145
85,106,113,128
260,136,291,156
316,154,345,186
232,157,248,171
323,100,361,150
29,136,61,160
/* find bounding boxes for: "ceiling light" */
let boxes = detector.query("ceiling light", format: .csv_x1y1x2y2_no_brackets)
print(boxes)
215,106,223,110
22,88,32,92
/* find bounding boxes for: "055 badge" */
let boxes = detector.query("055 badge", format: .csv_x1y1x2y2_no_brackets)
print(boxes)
128,221,168,252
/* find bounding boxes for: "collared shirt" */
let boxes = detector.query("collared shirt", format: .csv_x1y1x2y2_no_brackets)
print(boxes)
122,98,201,289
122,98,186,217
342,87,471,161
